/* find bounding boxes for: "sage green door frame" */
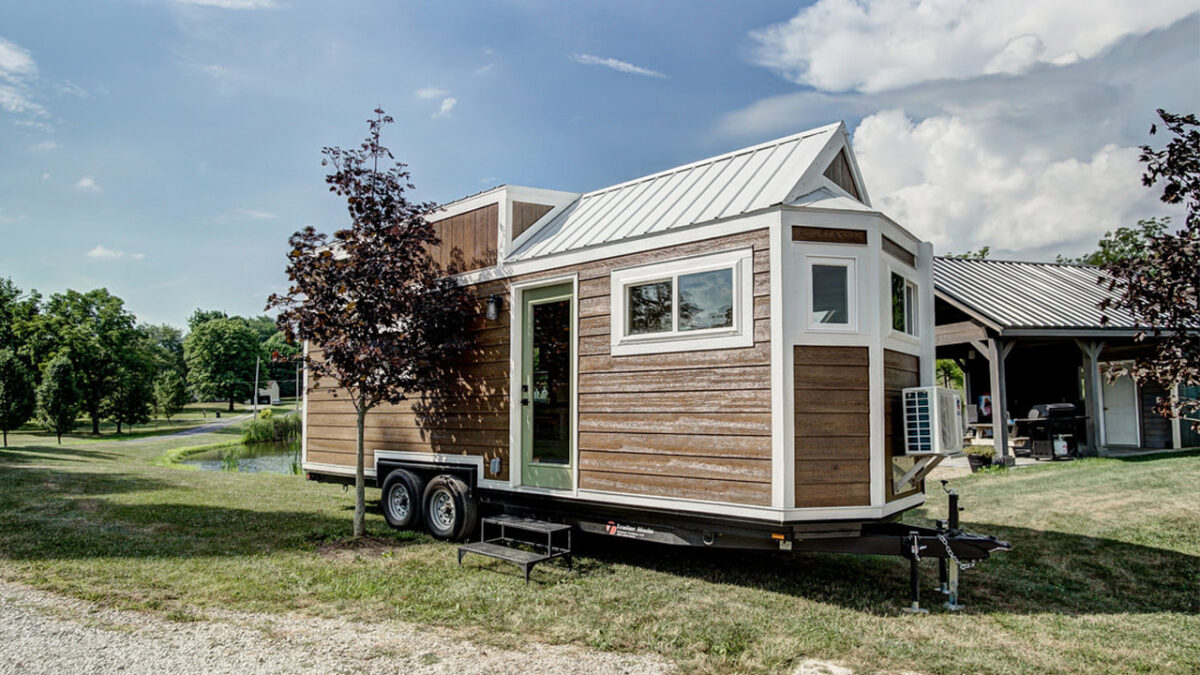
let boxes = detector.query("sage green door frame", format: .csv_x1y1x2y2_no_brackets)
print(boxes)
518,282,575,491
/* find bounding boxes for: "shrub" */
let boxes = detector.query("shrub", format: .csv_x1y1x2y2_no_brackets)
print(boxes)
240,411,300,445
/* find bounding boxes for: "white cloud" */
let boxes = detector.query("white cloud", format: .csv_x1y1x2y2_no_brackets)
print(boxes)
0,36,44,119
55,80,88,97
41,172,49,180
87,245,143,260
75,176,102,193
174,0,275,9
415,87,448,100
225,208,277,220
571,54,667,79
0,37,36,81
722,11,1198,259
32,141,57,151
432,97,457,119
751,0,1197,93
473,63,495,76
853,110,1150,255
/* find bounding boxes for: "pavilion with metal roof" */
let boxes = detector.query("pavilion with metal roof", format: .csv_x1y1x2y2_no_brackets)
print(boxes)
934,257,1194,457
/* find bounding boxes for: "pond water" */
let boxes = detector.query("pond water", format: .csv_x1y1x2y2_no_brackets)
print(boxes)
183,441,302,475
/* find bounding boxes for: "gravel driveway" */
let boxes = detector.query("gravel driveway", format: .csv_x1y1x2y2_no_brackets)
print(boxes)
0,580,667,674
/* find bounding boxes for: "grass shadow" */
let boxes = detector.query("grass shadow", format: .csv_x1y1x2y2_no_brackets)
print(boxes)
569,522,1198,616
0,444,121,464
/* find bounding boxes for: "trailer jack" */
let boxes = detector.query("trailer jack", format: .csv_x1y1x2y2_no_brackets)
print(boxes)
900,481,1002,613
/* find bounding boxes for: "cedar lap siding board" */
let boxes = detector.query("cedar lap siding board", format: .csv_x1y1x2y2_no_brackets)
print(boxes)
305,121,937,514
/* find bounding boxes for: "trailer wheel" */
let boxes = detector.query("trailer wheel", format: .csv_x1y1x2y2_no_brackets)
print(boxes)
380,469,423,530
422,474,476,541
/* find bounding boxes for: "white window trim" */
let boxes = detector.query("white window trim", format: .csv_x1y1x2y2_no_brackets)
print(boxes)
890,270,920,339
805,255,858,333
610,247,754,356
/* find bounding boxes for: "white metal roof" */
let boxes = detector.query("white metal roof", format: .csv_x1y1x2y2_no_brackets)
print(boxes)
934,257,1140,331
509,123,846,260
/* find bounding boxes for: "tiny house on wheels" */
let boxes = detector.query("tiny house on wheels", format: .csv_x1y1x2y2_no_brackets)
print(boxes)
303,123,1008,604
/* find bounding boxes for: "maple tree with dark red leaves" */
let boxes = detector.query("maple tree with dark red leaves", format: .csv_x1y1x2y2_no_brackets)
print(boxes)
1100,109,1200,431
267,109,475,538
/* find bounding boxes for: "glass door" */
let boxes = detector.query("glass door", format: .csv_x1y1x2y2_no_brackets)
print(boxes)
520,283,574,490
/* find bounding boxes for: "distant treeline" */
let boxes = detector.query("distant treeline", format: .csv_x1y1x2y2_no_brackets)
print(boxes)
0,278,298,445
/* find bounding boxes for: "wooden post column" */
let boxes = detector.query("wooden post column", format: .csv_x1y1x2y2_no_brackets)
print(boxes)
988,338,1014,464
973,338,1014,464
1075,340,1106,456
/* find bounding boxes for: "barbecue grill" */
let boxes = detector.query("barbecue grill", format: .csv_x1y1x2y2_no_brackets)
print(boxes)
1026,403,1082,460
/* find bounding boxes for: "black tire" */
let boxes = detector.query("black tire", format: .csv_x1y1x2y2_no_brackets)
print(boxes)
422,474,476,541
380,469,424,530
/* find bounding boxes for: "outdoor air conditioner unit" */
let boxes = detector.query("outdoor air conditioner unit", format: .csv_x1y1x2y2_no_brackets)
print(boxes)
903,386,963,455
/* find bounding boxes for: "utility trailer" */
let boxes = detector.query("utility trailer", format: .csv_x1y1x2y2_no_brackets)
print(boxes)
303,123,1011,607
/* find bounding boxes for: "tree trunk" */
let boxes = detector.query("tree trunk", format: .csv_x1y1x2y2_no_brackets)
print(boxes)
2,429,7,447
91,413,100,435
56,431,62,445
228,396,235,412
354,404,366,539
116,421,123,434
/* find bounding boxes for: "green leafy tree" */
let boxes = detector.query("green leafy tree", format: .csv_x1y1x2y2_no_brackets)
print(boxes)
936,359,964,389
1100,109,1200,430
245,315,279,344
263,331,301,398
0,278,45,369
140,323,187,377
0,348,36,447
153,370,189,423
1058,218,1170,265
187,309,227,331
184,317,260,411
267,109,474,538
41,289,138,434
37,353,81,444
102,340,155,434
945,246,991,259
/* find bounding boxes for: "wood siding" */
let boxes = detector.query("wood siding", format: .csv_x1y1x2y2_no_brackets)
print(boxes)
793,346,871,507
881,235,916,267
428,204,498,273
791,226,867,245
512,201,554,240
822,148,861,201
304,278,511,480
572,229,772,506
883,349,921,501
1140,382,1172,449
305,229,772,507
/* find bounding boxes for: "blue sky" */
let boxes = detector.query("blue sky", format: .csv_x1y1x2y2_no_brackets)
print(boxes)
1,1,1197,329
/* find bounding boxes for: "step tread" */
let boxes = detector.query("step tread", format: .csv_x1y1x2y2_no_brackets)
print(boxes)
459,541,555,564
484,514,572,534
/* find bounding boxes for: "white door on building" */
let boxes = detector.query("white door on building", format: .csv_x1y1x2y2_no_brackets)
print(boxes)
1102,366,1140,447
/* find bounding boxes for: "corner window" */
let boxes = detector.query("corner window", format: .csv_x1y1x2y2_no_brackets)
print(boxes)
806,256,857,332
891,272,918,336
610,248,753,356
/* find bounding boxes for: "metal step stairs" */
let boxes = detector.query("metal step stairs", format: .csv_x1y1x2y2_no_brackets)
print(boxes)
457,514,573,583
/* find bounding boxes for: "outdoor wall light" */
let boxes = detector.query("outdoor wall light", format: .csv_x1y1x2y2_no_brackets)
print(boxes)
485,294,503,321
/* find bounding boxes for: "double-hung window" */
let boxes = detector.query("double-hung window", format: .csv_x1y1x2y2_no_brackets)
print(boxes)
611,248,754,355
891,272,919,336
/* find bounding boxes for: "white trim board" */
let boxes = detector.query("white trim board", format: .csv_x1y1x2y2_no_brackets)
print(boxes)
304,457,926,524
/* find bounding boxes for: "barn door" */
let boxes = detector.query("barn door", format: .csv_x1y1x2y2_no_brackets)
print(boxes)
519,283,574,490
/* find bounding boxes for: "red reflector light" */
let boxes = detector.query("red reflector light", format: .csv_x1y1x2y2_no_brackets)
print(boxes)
771,532,785,541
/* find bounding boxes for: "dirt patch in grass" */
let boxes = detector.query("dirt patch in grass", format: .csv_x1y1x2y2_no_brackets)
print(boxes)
314,536,403,560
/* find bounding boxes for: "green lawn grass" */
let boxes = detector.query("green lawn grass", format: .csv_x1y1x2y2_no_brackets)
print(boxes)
10,401,300,445
0,431,1195,673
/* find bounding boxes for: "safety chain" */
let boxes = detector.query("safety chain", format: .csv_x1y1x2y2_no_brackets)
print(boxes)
937,533,978,571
